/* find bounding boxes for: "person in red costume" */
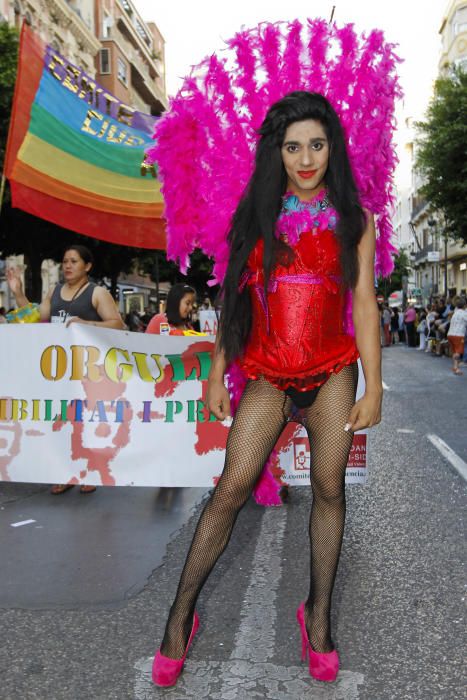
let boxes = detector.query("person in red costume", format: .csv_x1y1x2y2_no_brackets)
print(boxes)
152,92,382,687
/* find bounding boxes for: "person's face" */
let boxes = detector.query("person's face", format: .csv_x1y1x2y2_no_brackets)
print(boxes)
281,119,330,200
179,292,195,319
62,250,91,284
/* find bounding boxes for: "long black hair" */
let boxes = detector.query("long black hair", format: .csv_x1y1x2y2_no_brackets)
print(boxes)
166,283,196,325
218,90,366,364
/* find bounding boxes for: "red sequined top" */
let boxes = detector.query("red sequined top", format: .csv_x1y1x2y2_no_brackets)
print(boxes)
239,225,359,393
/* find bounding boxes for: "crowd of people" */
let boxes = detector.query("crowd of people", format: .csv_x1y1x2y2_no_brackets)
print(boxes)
380,297,467,375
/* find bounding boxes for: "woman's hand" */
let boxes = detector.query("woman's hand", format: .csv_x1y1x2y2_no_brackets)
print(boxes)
6,267,23,295
206,378,231,421
345,389,382,433
6,267,27,302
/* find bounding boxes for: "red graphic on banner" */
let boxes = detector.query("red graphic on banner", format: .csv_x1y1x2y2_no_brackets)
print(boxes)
293,437,310,471
53,368,133,485
348,433,367,467
155,341,228,456
0,421,22,481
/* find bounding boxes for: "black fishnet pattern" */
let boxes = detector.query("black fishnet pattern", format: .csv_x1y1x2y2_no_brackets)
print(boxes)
300,362,359,653
160,376,292,658
159,363,358,659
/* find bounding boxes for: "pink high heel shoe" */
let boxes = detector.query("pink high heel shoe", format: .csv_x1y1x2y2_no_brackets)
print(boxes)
296,602,339,682
152,612,200,687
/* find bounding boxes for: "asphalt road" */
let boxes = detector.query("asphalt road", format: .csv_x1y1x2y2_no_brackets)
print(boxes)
0,344,465,700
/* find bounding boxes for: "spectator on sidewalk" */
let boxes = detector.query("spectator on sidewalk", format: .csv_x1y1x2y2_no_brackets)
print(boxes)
146,283,196,336
434,314,451,356
404,304,417,347
425,305,438,353
390,307,400,344
447,298,467,376
436,298,446,316
398,306,405,343
382,304,391,347
416,312,428,351
126,307,144,332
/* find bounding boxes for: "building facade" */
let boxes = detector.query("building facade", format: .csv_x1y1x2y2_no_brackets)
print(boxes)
94,0,167,115
1,0,101,75
0,0,167,110
439,0,467,72
400,0,467,304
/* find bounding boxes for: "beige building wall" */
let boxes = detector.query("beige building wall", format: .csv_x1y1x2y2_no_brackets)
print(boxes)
439,0,467,71
4,0,101,75
94,0,167,115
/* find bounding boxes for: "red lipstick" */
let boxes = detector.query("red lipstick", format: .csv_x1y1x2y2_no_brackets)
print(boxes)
297,170,317,179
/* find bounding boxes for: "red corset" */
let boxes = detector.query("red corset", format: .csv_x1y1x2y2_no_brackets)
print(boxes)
239,228,359,392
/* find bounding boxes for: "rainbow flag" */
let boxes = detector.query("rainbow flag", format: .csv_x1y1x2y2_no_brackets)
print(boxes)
4,23,165,249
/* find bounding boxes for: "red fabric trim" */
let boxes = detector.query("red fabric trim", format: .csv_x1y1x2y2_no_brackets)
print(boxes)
10,181,166,250
239,345,360,392
4,23,45,178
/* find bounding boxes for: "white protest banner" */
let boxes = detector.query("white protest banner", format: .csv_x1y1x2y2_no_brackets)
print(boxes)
0,326,367,486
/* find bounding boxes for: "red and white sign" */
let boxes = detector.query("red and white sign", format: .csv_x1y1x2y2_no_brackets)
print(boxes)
199,309,218,335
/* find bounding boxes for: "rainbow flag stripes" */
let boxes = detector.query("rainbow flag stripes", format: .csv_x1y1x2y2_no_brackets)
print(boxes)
5,24,165,249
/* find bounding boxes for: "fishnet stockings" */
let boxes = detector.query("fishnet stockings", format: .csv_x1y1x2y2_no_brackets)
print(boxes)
160,364,358,659
300,362,358,652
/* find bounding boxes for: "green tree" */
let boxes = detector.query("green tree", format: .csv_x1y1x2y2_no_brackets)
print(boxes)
388,247,410,295
138,248,217,300
0,22,19,170
377,247,410,299
415,66,467,245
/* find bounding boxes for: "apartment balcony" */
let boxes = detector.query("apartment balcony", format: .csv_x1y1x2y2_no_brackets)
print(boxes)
446,238,467,261
410,199,429,224
115,1,165,79
44,0,101,54
412,244,438,265
130,62,167,114
413,239,467,267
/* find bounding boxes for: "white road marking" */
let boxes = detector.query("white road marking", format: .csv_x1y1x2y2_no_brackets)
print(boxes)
10,519,36,528
134,508,365,698
382,381,390,390
427,434,467,482
228,507,285,664
397,429,415,434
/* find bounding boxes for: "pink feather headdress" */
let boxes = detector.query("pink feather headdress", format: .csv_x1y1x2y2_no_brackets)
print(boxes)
147,19,402,505
147,18,402,284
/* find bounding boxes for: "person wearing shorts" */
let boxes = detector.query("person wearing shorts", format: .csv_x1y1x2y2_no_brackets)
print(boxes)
447,299,467,375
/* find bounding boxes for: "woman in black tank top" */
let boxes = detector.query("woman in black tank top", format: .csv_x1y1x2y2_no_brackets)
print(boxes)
7,244,124,494
8,245,124,329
